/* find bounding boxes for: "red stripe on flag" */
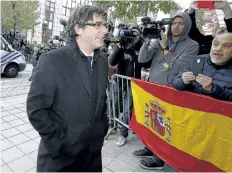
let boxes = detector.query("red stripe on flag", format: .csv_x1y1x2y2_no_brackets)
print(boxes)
131,78,232,118
130,112,224,172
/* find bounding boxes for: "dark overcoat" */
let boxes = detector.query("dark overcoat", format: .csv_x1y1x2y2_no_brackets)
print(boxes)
27,39,109,172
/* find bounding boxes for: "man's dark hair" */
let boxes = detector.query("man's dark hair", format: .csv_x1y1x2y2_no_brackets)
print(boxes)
67,5,107,39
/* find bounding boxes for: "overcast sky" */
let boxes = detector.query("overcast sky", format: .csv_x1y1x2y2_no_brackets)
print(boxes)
174,0,192,9
175,0,232,9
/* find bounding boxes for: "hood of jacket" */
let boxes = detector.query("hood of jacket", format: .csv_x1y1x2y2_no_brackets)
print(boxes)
167,12,192,43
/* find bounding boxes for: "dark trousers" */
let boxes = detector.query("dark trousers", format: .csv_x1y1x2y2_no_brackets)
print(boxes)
60,146,102,172
120,87,133,138
37,141,102,172
144,147,164,165
24,54,32,63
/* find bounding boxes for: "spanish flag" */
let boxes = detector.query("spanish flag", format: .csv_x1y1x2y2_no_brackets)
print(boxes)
130,78,232,172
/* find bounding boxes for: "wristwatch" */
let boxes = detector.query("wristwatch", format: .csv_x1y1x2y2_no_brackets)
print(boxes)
163,47,169,55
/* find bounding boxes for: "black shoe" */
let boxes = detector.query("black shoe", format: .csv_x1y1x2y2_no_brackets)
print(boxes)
132,148,153,158
140,158,164,170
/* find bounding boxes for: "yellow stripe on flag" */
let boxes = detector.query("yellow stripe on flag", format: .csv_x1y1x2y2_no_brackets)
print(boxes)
131,82,232,172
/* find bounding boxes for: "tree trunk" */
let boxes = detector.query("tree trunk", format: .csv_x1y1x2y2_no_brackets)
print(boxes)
139,2,149,16
12,1,17,32
139,2,145,16
13,23,16,32
145,4,149,16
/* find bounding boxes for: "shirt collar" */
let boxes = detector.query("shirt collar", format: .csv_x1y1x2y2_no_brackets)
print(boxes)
80,49,94,57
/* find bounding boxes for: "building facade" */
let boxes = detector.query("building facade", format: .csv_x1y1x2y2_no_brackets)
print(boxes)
26,0,91,45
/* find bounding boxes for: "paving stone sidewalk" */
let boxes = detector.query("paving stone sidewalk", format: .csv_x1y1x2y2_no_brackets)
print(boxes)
1,64,177,172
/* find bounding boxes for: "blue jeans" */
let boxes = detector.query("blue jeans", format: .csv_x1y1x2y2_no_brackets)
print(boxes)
108,82,119,118
120,86,133,138
24,54,32,63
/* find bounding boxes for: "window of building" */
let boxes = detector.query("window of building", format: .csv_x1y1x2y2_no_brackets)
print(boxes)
45,1,50,7
50,2,55,9
66,8,71,16
50,7,54,12
62,0,67,6
67,0,71,8
43,0,56,42
49,22,53,30
50,13,54,20
62,0,71,17
45,4,50,12
62,6,66,15
71,1,76,9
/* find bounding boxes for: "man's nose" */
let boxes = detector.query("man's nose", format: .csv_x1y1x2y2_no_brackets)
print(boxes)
215,44,223,51
101,25,108,34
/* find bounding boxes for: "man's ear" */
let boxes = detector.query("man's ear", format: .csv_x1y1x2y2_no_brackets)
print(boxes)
74,24,81,36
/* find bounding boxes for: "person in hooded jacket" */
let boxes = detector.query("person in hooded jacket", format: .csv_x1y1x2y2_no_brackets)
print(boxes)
134,12,199,170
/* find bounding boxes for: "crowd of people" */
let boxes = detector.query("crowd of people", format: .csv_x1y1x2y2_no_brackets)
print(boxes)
108,0,232,170
2,30,68,80
25,0,232,172
2,30,66,64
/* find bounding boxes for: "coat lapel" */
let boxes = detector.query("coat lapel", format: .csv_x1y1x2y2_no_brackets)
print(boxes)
94,52,105,115
69,39,92,98
68,39,107,115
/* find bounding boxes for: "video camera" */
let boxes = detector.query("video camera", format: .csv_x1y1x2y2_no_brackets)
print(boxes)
141,17,172,39
104,24,138,48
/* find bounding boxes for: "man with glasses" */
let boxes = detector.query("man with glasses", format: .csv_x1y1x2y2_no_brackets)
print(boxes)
27,5,108,172
135,12,199,170
172,32,232,101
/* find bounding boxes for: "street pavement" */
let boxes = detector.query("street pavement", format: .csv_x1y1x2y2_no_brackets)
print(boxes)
1,64,176,172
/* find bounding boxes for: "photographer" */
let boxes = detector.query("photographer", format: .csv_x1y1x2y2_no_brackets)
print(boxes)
135,12,199,170
188,0,232,54
109,27,143,147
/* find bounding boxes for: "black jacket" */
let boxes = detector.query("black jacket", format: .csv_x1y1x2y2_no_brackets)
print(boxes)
109,40,147,79
189,11,232,55
27,39,109,171
110,46,136,77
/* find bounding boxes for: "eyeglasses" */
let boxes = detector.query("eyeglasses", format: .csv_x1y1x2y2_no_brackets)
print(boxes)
171,22,184,26
85,22,108,29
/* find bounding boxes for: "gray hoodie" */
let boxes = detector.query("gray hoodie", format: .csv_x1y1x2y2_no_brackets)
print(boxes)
139,12,199,85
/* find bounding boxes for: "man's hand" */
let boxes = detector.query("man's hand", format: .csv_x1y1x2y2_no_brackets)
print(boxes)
196,74,212,91
160,30,168,49
182,72,196,84
214,0,232,19
149,38,160,49
214,0,229,10
108,64,117,76
188,0,198,14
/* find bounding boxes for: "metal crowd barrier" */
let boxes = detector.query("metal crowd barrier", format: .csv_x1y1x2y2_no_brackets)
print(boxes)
105,74,133,140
